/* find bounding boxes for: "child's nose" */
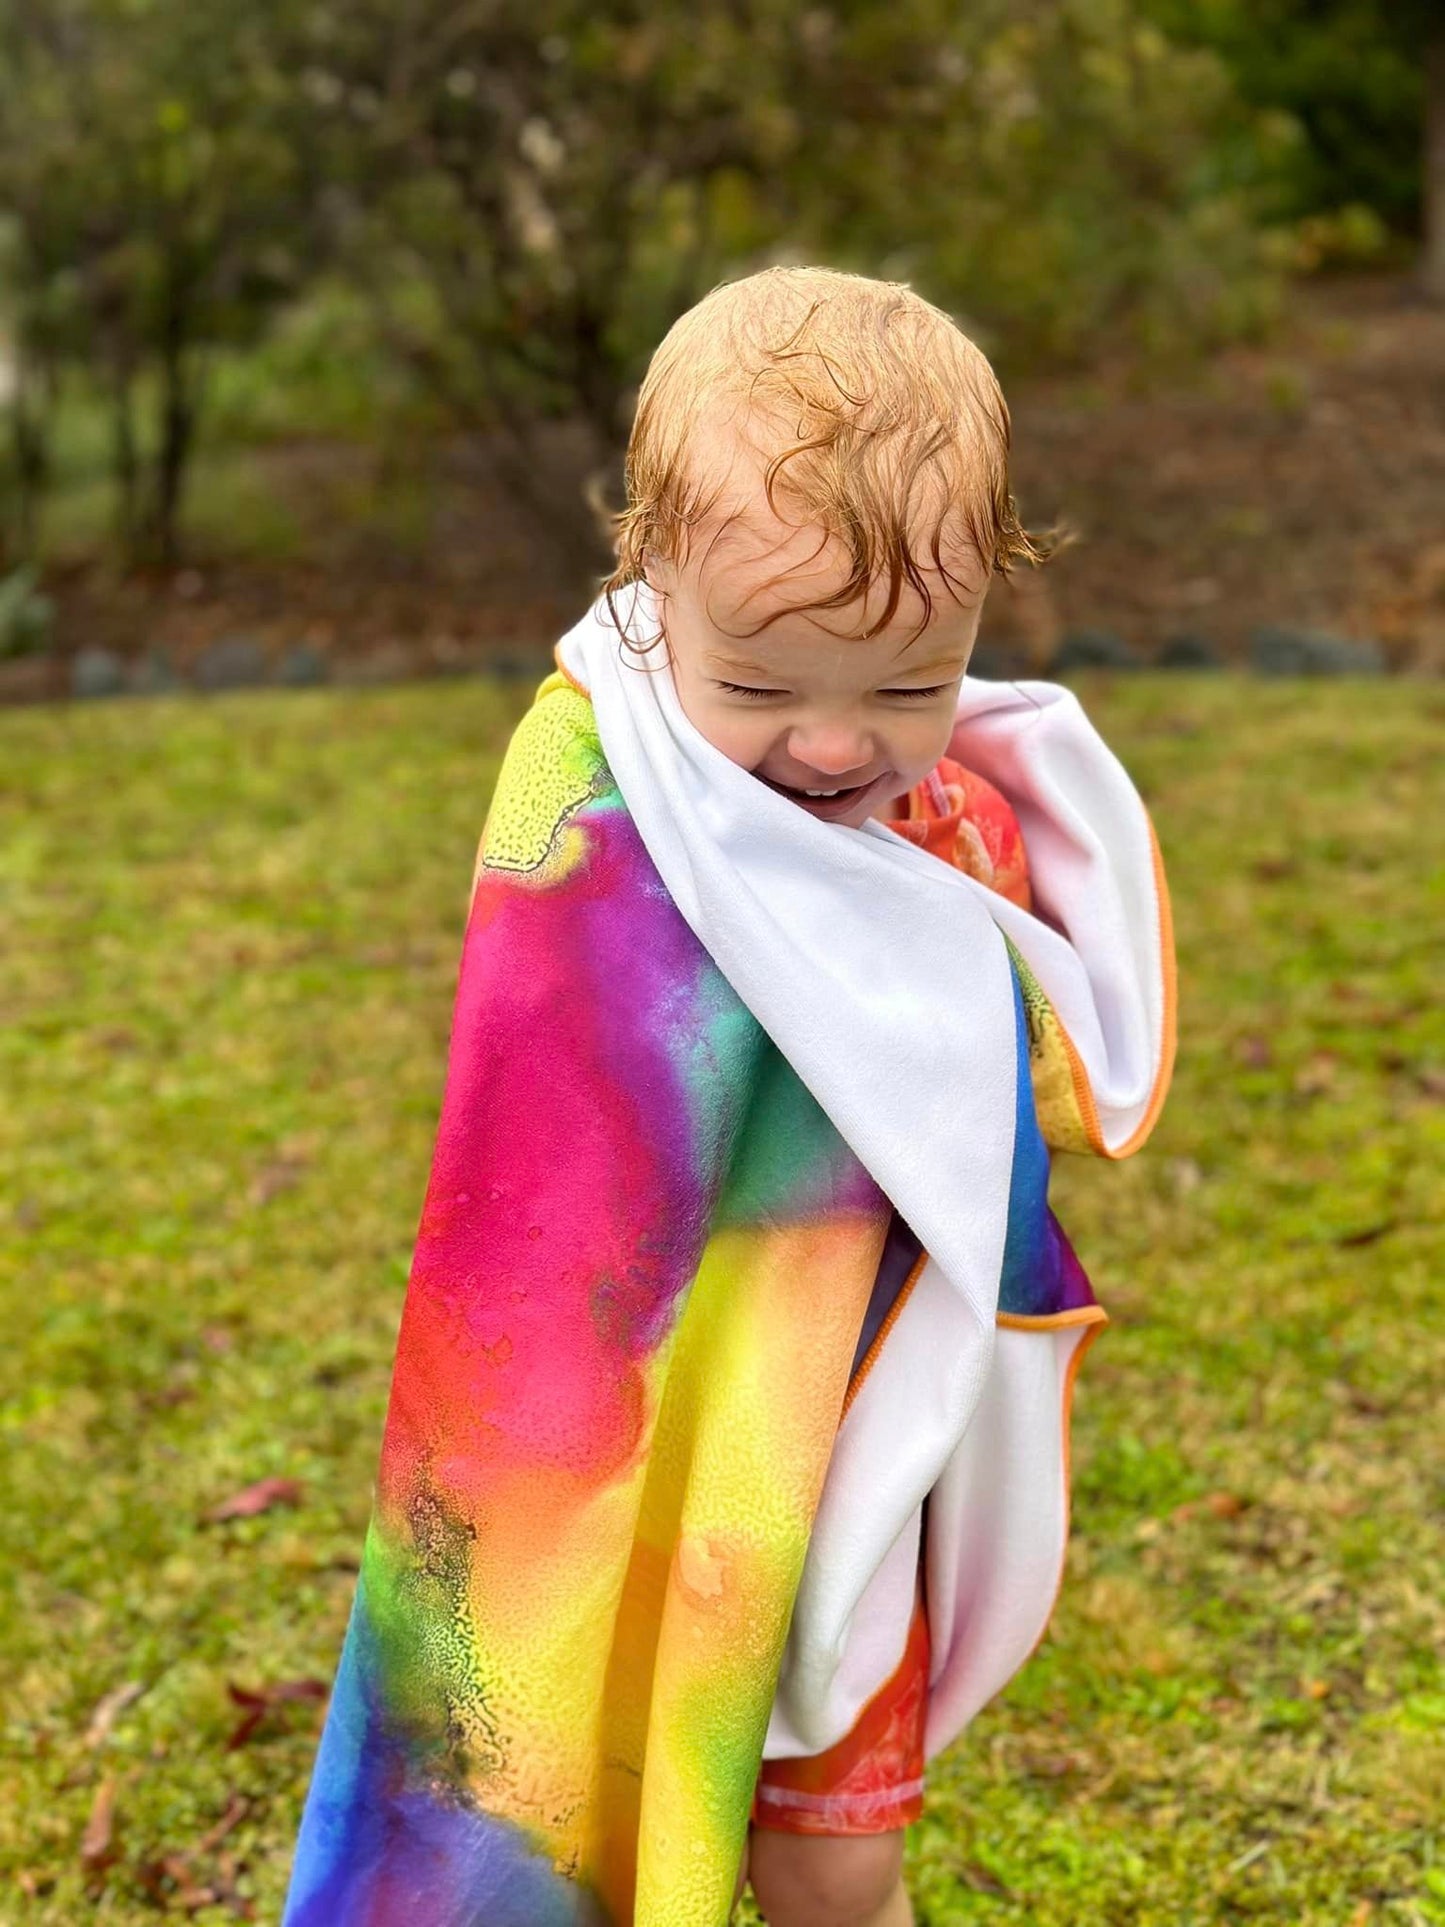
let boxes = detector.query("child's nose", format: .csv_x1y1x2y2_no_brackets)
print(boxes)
786,721,875,777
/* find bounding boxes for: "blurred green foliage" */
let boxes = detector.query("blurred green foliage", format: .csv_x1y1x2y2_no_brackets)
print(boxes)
8,0,1420,573
0,565,54,656
0,0,320,567
1141,0,1430,253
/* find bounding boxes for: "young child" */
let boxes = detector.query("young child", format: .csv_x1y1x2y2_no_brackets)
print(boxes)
282,268,1175,1927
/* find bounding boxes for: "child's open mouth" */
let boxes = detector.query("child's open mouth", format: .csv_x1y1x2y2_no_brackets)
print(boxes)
758,772,891,819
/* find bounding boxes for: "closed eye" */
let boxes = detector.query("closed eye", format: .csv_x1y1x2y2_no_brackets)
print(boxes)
714,681,953,701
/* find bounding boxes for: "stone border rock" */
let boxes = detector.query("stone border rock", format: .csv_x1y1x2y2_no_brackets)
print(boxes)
0,622,1411,706
0,637,552,706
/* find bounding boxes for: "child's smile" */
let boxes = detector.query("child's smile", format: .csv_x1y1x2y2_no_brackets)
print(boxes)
756,769,898,821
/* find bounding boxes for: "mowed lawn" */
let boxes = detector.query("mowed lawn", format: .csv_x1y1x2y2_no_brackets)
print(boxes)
1,674,1440,1925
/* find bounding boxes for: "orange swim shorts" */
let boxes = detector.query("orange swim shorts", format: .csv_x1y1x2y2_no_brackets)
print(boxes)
750,1560,929,1837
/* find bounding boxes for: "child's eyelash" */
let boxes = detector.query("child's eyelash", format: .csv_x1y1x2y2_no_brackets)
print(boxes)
715,682,950,701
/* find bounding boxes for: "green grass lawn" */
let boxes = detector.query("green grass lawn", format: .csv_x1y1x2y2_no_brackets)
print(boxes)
1,675,1441,1925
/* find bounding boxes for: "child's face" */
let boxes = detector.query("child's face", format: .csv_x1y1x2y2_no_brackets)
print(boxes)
648,474,985,829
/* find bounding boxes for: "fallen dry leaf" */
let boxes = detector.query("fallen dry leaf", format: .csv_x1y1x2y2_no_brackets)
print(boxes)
135,1852,217,1912
1294,1051,1340,1096
1020,1750,1086,1778
134,1792,255,1917
80,1775,119,1873
960,1861,1017,1897
1205,1490,1246,1519
250,1156,309,1205
82,1681,145,1750
215,1849,257,1919
225,1677,328,1750
1334,1220,1397,1249
204,1477,304,1523
195,1789,251,1852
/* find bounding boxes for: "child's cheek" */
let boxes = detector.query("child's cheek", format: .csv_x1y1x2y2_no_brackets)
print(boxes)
889,708,957,792
677,682,772,773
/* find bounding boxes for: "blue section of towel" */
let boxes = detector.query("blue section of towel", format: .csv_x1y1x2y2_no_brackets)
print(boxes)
849,1209,924,1382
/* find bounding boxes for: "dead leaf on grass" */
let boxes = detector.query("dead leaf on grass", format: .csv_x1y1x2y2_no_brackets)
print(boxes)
135,1852,218,1913
1172,1490,1247,1525
82,1680,145,1749
134,1791,254,1917
225,1677,328,1749
1293,1051,1340,1096
80,1774,119,1873
149,1380,197,1409
1020,1749,1087,1779
204,1476,304,1523
1346,1386,1391,1416
1334,1220,1397,1248
1205,1490,1247,1518
250,1156,309,1205
195,1790,251,1851
960,1861,1017,1897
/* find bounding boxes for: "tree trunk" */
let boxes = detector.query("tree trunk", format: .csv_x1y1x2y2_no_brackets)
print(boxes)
153,337,195,572
110,362,141,561
1425,22,1445,301
7,342,52,562
139,259,201,571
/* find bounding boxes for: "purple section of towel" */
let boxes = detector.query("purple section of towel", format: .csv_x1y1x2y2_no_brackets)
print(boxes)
849,1210,923,1382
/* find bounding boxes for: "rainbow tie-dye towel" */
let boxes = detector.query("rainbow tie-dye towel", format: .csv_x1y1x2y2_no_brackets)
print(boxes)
283,588,1175,1927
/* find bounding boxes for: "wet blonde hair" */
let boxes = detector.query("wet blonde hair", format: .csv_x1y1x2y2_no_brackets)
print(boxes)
601,264,1048,647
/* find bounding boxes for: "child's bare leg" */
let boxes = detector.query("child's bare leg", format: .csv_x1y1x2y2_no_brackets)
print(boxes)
746,1826,912,1927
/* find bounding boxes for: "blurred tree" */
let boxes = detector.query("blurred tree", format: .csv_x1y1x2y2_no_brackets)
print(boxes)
0,0,323,567
296,0,1285,577
0,0,1298,577
1141,0,1444,294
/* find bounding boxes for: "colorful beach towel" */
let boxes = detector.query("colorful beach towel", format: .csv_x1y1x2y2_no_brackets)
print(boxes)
282,585,1175,1926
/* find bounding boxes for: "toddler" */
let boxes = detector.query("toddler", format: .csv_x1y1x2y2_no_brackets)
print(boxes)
283,267,1174,1927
